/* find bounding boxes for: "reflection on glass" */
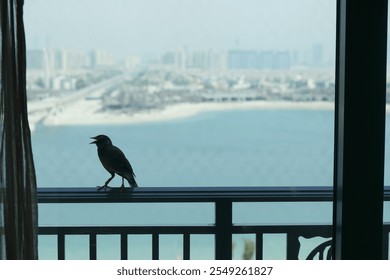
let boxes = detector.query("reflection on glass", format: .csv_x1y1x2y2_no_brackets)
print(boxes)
232,234,256,260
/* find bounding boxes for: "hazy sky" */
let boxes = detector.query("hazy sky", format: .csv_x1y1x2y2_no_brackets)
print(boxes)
24,0,336,58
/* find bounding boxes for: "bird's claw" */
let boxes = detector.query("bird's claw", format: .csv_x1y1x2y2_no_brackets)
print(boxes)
96,185,135,193
97,185,111,192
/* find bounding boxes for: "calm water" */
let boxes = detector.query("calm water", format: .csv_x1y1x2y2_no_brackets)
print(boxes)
31,107,390,259
32,108,335,188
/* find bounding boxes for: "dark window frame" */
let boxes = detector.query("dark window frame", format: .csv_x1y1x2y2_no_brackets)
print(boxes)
333,0,388,259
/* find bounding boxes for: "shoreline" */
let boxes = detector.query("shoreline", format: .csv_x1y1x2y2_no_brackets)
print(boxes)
29,99,390,131
41,100,335,127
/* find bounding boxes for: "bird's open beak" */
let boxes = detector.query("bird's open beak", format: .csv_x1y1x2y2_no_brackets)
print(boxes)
90,136,97,144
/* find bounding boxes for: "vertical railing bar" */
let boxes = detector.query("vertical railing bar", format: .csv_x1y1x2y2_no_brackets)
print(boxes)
121,234,128,260
58,233,65,260
89,234,97,260
215,201,232,260
387,230,390,260
286,232,300,260
382,229,389,260
183,234,190,260
152,234,159,260
255,233,263,260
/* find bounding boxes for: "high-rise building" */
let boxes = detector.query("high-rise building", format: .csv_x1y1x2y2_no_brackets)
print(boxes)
175,48,186,70
27,49,47,70
189,50,226,70
161,49,227,70
26,49,51,88
228,50,291,70
124,56,141,69
311,44,324,67
90,49,114,68
228,50,257,69
39,49,89,73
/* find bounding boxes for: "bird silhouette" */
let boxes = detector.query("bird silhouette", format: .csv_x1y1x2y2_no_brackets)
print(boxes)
90,135,138,191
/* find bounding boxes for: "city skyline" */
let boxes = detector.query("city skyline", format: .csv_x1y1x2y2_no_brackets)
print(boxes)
24,0,336,60
26,43,332,73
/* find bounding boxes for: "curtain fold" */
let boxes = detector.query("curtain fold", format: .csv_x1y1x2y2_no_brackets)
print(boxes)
0,0,38,259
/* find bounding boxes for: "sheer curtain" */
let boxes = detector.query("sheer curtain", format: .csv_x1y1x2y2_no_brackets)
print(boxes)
0,0,38,259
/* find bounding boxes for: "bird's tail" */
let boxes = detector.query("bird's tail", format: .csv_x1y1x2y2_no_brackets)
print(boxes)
125,173,138,188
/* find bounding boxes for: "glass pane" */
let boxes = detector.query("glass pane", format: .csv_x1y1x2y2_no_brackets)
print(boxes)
65,235,89,260
39,203,213,226
25,0,336,260
159,235,183,260
25,0,336,188
263,234,286,260
232,234,256,260
97,235,120,260
233,202,332,225
190,235,214,260
128,235,152,260
38,235,57,260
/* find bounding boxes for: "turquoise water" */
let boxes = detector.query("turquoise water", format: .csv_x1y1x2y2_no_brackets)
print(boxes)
32,108,335,188
31,107,390,259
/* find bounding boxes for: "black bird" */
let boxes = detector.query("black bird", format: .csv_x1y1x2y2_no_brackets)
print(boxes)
90,135,138,191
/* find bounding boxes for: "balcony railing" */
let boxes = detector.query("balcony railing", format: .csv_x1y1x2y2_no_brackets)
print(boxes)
37,186,390,260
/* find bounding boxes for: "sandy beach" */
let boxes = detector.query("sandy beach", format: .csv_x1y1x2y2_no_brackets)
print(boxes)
41,99,336,127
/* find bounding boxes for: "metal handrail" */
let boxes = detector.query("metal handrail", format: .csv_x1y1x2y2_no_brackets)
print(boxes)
37,186,390,203
37,186,335,203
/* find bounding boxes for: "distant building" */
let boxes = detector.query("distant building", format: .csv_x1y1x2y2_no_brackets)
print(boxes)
174,48,186,70
311,44,324,67
52,49,88,72
228,50,257,69
124,56,141,69
269,51,291,69
161,51,176,65
188,50,227,70
90,49,114,68
161,50,184,69
289,45,327,68
161,49,227,70
190,51,208,69
228,50,291,70
27,49,48,70
27,49,51,88
208,50,227,70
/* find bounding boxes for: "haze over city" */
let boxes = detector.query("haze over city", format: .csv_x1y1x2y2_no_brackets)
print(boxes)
24,0,336,60
24,0,340,132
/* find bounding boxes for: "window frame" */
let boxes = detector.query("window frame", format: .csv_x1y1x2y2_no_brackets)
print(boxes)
333,0,388,259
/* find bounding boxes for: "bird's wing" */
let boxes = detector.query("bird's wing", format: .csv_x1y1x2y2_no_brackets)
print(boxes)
109,146,135,174
99,145,135,175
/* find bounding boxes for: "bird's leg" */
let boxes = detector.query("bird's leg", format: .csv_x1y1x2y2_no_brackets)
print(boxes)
97,173,115,191
119,177,127,192
104,173,115,186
